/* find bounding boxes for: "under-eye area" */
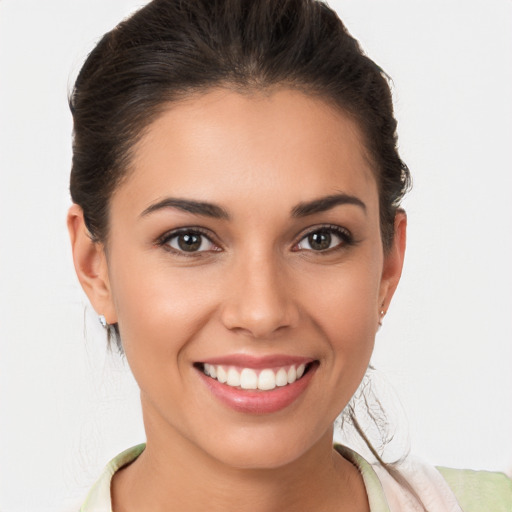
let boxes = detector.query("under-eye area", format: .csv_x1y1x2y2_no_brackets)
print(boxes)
194,361,319,391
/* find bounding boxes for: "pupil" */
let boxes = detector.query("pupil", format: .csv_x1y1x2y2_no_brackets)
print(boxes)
309,231,331,251
178,233,201,251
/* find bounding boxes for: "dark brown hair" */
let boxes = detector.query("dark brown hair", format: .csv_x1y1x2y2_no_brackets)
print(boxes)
70,0,410,250
70,2,424,506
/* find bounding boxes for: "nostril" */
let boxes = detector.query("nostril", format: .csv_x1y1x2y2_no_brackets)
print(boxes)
219,272,300,338
220,304,300,339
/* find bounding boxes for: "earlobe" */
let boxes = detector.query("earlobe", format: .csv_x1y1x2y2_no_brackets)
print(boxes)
67,204,117,324
378,210,407,312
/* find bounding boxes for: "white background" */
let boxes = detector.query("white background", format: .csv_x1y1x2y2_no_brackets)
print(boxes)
0,1,511,510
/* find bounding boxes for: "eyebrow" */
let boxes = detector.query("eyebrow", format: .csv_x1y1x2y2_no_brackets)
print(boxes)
139,192,366,220
140,198,230,219
291,193,366,217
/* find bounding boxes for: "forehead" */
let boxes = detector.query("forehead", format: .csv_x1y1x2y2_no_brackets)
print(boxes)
117,88,378,216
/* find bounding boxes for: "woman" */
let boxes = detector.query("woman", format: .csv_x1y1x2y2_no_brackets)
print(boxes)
66,0,511,510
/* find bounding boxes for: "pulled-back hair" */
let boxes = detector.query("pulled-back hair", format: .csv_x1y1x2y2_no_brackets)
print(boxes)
70,0,410,250
70,2,424,506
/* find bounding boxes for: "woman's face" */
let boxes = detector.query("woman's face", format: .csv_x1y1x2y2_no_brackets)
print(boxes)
74,88,405,469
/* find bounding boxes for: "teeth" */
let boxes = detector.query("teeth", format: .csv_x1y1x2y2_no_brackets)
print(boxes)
276,368,288,387
217,366,227,383
227,367,241,387
201,363,309,390
240,368,258,390
258,369,276,390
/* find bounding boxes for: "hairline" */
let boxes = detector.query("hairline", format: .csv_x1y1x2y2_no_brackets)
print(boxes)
98,81,390,251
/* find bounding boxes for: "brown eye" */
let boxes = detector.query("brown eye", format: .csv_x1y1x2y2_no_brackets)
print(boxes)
165,231,217,253
308,231,332,251
295,226,352,252
177,233,202,251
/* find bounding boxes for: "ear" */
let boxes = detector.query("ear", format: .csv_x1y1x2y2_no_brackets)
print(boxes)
378,210,407,313
67,204,117,324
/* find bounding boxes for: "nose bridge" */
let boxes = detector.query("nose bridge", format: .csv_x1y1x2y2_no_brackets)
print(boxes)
221,247,299,338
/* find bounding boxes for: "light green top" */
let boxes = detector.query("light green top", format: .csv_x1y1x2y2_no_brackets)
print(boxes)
80,444,512,512
436,466,512,511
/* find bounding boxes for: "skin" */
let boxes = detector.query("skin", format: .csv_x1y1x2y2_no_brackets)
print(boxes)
68,88,406,511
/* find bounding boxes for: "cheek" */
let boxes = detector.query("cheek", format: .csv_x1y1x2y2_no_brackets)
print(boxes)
306,255,380,316
107,249,217,358
107,256,224,412
317,278,379,415
298,255,381,366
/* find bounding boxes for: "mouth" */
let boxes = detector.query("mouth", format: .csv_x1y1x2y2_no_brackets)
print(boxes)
194,357,319,414
195,361,315,391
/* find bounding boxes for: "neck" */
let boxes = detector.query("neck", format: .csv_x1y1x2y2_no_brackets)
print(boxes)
111,405,369,512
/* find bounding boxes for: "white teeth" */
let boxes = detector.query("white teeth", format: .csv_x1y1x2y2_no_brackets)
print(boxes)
276,368,288,387
287,366,297,384
202,362,310,390
240,368,258,390
227,367,241,387
258,369,276,391
217,366,227,383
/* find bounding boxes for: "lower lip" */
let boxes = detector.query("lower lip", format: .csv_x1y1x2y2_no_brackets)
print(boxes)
197,364,317,414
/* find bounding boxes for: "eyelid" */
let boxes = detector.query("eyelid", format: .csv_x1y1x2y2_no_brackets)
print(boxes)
154,224,354,255
292,224,354,251
155,226,222,255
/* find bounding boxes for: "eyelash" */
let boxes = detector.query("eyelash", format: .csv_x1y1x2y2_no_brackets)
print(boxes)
292,224,355,254
156,227,221,257
155,224,355,257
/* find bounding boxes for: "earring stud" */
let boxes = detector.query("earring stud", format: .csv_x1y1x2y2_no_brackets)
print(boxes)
98,315,108,328
378,309,385,328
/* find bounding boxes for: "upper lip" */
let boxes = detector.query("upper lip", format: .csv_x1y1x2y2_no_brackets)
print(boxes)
198,354,315,369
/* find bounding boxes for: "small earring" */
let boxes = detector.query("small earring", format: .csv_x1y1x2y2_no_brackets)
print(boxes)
98,315,108,328
378,309,386,328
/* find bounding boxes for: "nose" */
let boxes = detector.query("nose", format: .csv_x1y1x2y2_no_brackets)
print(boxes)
220,254,300,339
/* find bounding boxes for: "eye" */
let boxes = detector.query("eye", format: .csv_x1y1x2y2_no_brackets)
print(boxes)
159,229,219,254
294,226,352,252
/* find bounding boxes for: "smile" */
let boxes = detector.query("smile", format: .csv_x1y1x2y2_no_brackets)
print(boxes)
196,357,318,414
201,363,307,391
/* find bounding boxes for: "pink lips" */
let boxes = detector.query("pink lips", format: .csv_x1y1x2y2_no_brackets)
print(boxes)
196,354,317,414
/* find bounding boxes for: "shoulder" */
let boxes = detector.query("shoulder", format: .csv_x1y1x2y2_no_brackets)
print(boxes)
80,444,146,512
336,444,512,512
437,466,512,512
